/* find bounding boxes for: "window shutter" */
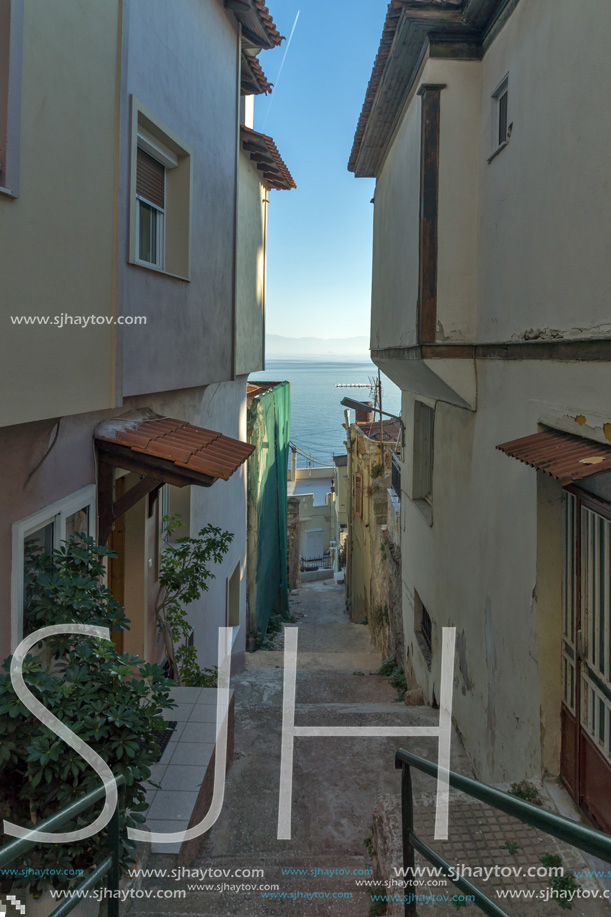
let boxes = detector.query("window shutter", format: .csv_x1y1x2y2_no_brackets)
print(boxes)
137,148,165,208
354,473,363,519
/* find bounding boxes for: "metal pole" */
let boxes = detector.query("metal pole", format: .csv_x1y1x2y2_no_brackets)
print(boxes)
107,787,121,917
401,763,416,917
378,370,384,467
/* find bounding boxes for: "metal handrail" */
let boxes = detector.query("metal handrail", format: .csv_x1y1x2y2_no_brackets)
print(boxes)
0,775,126,917
395,749,611,917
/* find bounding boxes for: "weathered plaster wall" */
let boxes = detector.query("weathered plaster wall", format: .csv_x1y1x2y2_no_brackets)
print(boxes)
477,0,611,342
0,0,120,426
117,0,240,397
371,77,422,351
235,151,266,375
401,360,611,782
371,56,481,351
0,380,248,669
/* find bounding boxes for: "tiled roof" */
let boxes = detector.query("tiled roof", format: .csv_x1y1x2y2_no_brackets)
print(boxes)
253,0,284,46
356,418,403,443
497,430,611,485
96,411,254,483
247,380,285,398
348,0,404,175
240,125,296,191
242,53,273,95
348,0,497,176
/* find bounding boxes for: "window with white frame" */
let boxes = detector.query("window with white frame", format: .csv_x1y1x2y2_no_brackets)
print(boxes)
11,485,96,648
131,99,192,279
490,74,510,157
136,146,166,268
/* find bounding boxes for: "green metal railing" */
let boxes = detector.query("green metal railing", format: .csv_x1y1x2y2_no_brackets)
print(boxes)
0,776,125,917
395,749,611,917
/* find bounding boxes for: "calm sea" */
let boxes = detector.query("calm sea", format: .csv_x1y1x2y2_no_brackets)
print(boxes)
251,355,401,468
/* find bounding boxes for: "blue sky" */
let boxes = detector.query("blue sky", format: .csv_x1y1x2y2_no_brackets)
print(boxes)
254,0,386,339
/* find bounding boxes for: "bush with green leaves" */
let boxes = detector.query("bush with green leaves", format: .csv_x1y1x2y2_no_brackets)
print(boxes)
0,535,174,896
156,515,233,686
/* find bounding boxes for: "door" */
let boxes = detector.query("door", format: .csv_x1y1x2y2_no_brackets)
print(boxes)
561,489,611,831
304,527,324,559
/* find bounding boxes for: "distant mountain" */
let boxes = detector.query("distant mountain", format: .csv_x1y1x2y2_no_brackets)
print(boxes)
266,334,370,356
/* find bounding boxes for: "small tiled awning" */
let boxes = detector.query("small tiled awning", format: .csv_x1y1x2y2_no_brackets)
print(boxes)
497,430,611,485
95,411,254,543
96,411,254,483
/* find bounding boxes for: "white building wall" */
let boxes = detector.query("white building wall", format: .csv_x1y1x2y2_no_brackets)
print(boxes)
402,360,611,782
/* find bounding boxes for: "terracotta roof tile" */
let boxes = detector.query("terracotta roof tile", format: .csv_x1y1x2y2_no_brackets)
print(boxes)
240,125,296,191
348,0,404,174
96,411,254,484
497,430,611,485
357,418,403,443
253,0,284,46
242,53,273,95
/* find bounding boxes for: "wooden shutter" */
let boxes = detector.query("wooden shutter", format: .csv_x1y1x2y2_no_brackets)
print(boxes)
137,148,165,208
354,472,363,519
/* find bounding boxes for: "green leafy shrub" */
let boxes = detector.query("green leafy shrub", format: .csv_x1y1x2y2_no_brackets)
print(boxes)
509,779,543,806
0,535,174,896
541,853,581,909
377,655,397,677
156,515,233,685
377,654,407,699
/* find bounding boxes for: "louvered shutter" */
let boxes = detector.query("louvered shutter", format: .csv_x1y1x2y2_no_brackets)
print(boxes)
137,148,165,208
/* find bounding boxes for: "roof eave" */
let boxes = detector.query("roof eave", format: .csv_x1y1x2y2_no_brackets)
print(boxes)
349,0,507,178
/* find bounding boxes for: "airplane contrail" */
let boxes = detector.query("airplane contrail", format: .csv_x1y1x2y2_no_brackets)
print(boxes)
263,9,300,129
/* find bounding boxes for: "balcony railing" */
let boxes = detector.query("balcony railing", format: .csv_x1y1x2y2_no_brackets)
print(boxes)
0,775,125,917
395,749,611,916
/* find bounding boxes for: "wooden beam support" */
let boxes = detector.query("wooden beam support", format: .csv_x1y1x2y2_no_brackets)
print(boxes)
417,84,446,344
98,459,115,546
112,476,160,523
96,441,214,488
242,141,265,153
250,152,275,164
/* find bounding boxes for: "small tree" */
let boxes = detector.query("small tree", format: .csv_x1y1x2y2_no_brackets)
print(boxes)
155,515,233,686
0,535,174,897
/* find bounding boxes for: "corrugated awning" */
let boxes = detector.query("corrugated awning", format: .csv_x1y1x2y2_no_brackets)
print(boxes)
496,430,611,485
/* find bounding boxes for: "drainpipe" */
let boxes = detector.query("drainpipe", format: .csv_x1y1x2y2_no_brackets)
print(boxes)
344,410,353,610
290,445,297,482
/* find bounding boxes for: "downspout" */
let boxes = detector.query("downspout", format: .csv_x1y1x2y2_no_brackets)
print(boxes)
231,22,241,380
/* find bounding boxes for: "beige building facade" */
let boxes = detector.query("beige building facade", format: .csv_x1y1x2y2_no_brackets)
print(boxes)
1,0,293,680
350,0,611,832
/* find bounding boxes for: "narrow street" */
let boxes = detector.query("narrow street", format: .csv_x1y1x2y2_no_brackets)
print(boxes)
131,581,608,917
130,580,472,916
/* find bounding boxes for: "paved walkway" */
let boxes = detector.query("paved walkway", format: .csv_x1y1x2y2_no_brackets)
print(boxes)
129,581,609,917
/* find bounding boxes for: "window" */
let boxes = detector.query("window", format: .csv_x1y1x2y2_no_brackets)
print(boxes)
413,401,434,505
415,592,432,669
136,148,165,268
489,75,510,160
354,472,363,519
0,0,24,197
11,486,96,648
130,98,193,279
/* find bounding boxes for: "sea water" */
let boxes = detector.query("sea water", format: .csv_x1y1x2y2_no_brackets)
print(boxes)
250,355,401,468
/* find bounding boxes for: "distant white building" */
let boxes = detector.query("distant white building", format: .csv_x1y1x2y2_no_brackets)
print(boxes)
350,0,611,832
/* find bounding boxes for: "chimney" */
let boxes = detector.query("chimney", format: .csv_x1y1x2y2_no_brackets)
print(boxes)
356,401,373,423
